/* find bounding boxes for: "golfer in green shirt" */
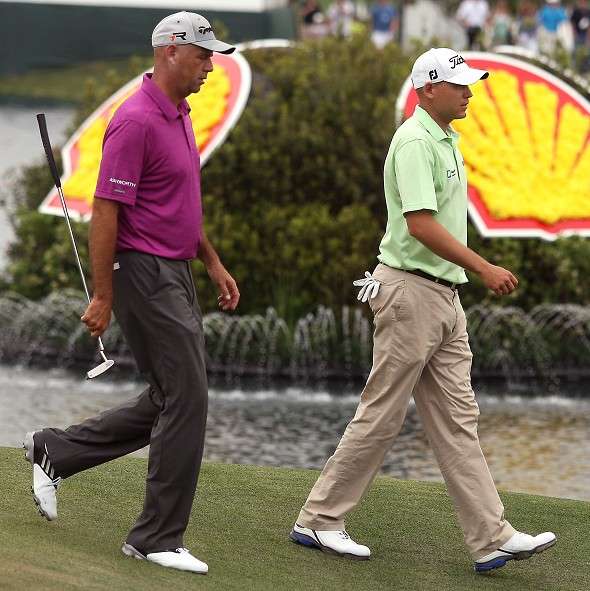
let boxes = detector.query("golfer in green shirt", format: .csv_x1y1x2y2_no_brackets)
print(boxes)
290,48,556,573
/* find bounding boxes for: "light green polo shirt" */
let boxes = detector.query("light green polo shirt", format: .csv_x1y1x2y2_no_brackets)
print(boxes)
378,105,468,284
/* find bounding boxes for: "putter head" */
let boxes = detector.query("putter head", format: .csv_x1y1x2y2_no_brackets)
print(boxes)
86,359,115,380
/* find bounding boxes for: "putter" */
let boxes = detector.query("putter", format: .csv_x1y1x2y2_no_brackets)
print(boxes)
36,113,115,379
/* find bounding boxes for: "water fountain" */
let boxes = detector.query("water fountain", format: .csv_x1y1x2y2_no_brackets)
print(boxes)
1,291,589,386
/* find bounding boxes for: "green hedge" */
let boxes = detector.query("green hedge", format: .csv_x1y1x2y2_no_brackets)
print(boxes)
2,34,589,320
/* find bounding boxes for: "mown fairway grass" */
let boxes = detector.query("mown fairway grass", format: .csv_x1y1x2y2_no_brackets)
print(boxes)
1,447,588,591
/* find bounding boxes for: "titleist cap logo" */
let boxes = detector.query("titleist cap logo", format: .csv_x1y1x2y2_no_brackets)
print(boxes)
449,54,465,69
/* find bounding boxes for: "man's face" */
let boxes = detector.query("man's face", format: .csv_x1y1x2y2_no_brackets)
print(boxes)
430,81,474,121
173,44,214,96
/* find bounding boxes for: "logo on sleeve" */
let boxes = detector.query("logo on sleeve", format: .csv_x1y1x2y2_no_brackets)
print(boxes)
109,177,136,188
447,169,457,179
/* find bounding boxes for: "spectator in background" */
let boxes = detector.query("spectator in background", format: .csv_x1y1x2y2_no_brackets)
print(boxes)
571,0,590,71
487,0,515,47
516,0,539,52
301,0,329,39
371,0,399,49
571,0,590,48
537,0,569,54
456,0,490,49
327,0,356,38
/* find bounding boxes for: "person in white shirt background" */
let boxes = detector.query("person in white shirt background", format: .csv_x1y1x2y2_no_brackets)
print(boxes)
456,0,490,49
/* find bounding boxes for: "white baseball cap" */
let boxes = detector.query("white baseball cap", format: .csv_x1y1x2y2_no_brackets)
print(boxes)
152,11,235,54
411,48,488,90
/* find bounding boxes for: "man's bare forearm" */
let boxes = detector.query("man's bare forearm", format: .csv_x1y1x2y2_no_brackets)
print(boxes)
404,210,518,295
196,230,221,269
89,198,119,300
196,229,240,310
405,211,488,274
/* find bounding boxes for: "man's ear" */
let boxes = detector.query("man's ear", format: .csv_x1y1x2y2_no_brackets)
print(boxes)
165,44,179,65
422,82,436,100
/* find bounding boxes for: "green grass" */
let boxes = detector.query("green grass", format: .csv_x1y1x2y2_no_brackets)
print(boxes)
1,447,588,590
0,57,151,104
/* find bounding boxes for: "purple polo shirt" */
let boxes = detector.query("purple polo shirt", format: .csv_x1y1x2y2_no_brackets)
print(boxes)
94,74,202,260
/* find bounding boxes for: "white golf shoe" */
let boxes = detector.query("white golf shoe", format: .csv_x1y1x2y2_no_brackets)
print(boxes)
474,531,557,573
122,543,208,574
23,431,61,521
289,523,371,559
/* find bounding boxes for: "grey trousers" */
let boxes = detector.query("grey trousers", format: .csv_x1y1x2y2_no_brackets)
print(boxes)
41,251,208,553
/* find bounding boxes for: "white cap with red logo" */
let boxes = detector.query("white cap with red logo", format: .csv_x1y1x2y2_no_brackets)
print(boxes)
152,11,235,54
411,48,488,89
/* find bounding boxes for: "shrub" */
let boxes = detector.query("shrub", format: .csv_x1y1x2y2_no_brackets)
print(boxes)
2,35,589,319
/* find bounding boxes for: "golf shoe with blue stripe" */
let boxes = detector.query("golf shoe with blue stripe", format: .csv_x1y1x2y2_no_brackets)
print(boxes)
474,531,556,573
290,523,370,559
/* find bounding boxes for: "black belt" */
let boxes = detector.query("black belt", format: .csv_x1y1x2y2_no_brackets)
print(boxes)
406,269,459,290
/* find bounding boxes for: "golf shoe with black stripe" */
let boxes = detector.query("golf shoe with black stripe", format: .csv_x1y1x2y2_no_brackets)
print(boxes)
23,431,61,521
474,531,556,572
290,523,371,559
122,543,208,574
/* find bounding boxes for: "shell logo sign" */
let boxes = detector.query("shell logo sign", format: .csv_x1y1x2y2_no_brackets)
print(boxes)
39,51,251,221
396,53,590,240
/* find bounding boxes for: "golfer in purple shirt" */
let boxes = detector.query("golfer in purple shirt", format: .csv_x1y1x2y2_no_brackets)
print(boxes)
23,12,238,575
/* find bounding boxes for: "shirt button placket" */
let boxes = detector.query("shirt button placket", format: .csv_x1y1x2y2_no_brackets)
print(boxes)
182,115,193,151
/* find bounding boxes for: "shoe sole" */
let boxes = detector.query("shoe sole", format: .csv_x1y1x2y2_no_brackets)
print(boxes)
474,538,557,573
289,530,370,561
23,431,53,522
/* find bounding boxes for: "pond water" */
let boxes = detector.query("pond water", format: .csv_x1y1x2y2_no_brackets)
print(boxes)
1,364,589,502
0,104,75,269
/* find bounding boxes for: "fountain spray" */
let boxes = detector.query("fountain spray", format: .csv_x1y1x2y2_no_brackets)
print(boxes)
36,113,114,379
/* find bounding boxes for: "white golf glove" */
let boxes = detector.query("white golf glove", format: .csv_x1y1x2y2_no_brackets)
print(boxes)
353,271,381,303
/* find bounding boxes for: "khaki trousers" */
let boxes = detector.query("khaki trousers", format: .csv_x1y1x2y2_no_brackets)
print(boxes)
298,264,515,559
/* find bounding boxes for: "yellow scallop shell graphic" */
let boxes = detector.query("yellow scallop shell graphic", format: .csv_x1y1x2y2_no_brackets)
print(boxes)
40,52,251,221
398,53,590,239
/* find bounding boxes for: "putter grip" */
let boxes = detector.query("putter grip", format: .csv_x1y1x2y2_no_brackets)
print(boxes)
36,113,61,188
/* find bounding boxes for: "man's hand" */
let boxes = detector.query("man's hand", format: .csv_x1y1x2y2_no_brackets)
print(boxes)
206,262,240,311
478,263,518,296
81,296,112,337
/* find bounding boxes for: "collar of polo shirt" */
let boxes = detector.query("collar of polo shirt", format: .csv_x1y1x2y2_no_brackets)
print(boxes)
142,73,191,121
414,105,459,143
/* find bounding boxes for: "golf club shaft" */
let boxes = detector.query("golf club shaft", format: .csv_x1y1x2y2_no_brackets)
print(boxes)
37,113,108,357
37,113,93,302
56,186,92,304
